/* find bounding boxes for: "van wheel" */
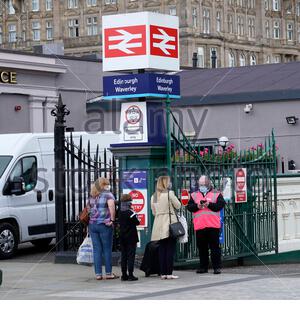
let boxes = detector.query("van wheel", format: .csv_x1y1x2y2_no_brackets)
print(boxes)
0,223,18,259
31,238,53,249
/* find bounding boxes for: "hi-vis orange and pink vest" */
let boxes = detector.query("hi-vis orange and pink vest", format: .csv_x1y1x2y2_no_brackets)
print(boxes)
191,190,221,231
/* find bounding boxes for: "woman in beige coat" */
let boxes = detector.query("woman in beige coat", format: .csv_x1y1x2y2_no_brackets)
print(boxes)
151,176,181,279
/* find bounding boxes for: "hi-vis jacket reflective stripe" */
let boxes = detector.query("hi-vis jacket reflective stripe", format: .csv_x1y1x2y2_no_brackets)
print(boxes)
191,190,221,231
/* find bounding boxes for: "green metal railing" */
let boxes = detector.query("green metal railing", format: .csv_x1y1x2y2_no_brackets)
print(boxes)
166,106,278,262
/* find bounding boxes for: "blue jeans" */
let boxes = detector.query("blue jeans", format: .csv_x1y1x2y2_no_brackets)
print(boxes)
89,223,113,276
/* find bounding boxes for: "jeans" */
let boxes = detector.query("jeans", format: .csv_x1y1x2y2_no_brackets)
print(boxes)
158,237,176,275
196,228,221,270
120,242,136,276
89,223,113,276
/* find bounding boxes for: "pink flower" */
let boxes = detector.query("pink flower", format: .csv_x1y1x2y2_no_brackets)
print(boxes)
250,146,257,151
257,143,263,149
276,145,279,151
204,148,209,153
200,151,204,157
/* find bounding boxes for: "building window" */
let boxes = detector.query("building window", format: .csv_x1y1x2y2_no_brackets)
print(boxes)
8,24,16,42
169,7,176,16
273,55,281,63
32,21,41,41
87,16,98,36
287,23,293,41
203,9,210,34
297,2,300,16
274,21,280,39
32,0,39,11
210,47,218,68
87,0,97,6
265,20,270,38
68,19,79,37
250,54,256,65
0,26,2,44
229,51,235,67
273,0,280,11
105,0,116,4
248,0,255,9
240,53,246,66
46,0,53,11
266,55,271,63
46,21,53,40
22,25,26,41
197,47,205,68
216,11,221,32
68,0,78,8
248,18,255,38
8,0,15,15
228,14,234,34
192,8,198,28
265,0,269,10
237,16,244,36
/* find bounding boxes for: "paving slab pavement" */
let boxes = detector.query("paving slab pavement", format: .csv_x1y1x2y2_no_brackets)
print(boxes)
1,257,300,300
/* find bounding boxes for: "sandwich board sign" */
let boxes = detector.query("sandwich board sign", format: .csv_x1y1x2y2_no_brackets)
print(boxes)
102,12,179,72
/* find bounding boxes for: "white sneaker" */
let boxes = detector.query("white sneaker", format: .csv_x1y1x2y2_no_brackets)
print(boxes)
167,275,179,279
161,275,167,280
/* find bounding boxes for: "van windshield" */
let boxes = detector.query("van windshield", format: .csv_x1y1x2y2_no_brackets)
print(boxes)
0,156,12,178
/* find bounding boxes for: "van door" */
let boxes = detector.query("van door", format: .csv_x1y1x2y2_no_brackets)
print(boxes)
5,155,49,242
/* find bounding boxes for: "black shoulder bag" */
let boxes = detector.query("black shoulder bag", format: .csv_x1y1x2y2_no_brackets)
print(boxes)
168,191,185,239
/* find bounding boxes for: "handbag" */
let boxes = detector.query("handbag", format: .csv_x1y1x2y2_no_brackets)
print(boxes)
79,205,90,225
178,214,188,244
168,191,185,239
76,234,93,266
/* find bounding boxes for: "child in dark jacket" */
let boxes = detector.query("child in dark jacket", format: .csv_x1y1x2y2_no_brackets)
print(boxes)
119,194,140,281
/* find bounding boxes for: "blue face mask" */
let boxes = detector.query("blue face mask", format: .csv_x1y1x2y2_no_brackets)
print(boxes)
199,186,208,194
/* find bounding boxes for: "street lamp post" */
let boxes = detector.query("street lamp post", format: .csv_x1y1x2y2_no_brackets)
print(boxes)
219,136,229,152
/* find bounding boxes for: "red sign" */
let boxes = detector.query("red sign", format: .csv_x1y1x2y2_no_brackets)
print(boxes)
150,25,178,58
181,189,190,206
104,25,146,58
129,190,145,213
234,168,247,203
137,214,145,226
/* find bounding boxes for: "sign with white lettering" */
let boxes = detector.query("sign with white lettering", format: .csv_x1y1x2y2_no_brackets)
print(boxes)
103,73,180,99
102,12,179,72
0,71,17,84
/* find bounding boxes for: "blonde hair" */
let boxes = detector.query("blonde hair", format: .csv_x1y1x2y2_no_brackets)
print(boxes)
155,176,170,199
90,177,110,198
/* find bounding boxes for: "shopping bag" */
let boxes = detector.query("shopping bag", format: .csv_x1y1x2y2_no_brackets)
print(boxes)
178,214,188,244
76,235,94,266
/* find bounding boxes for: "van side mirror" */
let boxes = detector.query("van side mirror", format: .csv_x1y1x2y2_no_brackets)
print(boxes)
10,177,25,196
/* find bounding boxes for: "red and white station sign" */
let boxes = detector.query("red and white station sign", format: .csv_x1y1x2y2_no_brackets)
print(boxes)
102,12,179,72
128,189,147,227
181,189,190,207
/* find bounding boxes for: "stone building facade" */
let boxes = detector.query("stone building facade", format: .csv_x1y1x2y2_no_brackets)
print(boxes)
1,0,300,67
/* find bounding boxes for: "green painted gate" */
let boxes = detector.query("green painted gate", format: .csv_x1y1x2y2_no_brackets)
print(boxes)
166,104,278,263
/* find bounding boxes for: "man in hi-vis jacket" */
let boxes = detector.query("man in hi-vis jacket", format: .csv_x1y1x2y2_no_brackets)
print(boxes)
187,175,226,274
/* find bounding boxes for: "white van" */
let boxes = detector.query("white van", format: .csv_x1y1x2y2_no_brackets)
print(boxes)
0,132,119,259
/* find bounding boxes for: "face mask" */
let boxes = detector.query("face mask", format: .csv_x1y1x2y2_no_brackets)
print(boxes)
199,186,208,194
104,185,111,191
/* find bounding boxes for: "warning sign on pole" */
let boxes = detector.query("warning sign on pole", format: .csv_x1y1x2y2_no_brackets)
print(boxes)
181,189,190,206
234,168,247,203
122,170,148,228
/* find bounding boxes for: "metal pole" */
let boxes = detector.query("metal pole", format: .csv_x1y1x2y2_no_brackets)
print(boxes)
211,50,217,68
166,94,171,174
51,94,69,254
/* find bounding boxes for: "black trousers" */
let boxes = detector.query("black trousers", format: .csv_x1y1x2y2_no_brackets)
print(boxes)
158,237,176,275
196,228,221,270
120,242,136,276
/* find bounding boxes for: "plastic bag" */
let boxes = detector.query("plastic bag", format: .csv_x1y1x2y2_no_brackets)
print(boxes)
178,214,188,244
76,235,94,266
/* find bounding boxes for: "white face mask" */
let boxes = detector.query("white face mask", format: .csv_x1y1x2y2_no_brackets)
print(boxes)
104,185,111,191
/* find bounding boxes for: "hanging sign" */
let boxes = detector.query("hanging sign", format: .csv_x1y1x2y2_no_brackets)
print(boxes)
234,168,247,203
103,73,180,100
102,12,179,72
119,101,148,143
